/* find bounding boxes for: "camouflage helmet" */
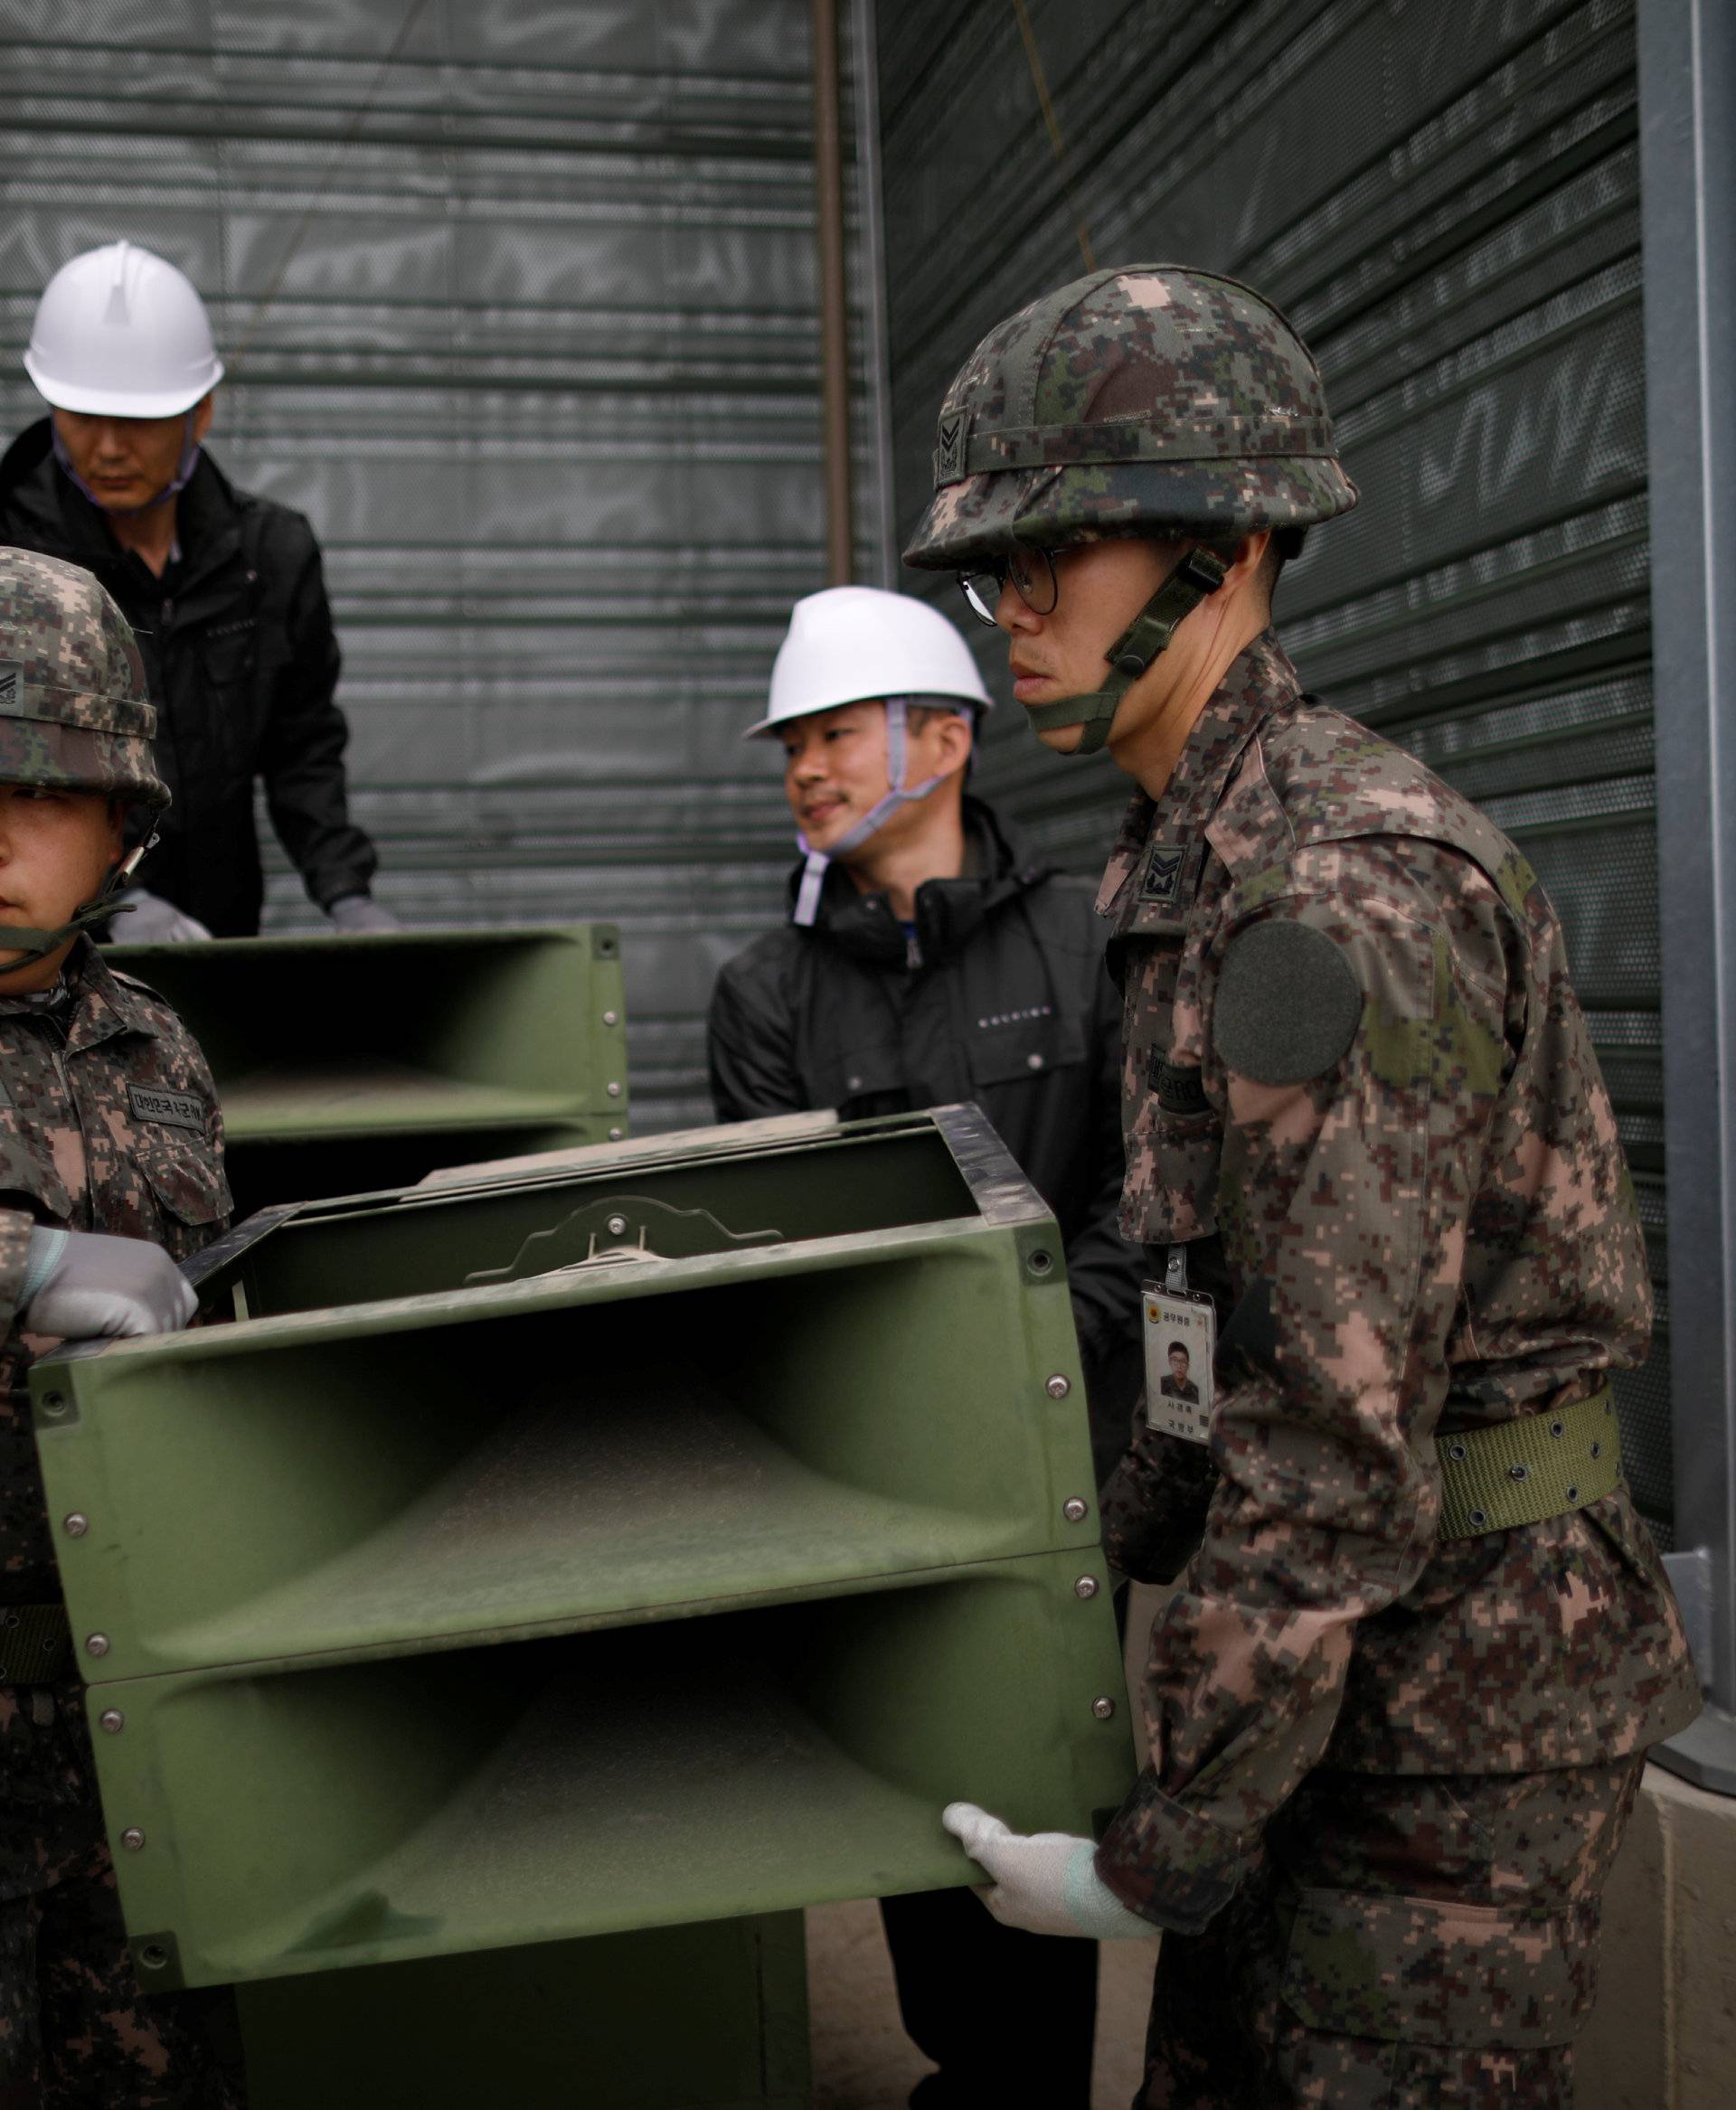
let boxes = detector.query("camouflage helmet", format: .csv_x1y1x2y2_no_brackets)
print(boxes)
901,264,1358,570
0,549,169,808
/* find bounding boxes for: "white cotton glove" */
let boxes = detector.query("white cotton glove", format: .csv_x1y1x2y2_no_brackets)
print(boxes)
112,889,212,943
19,1228,198,1339
327,894,400,934
942,1802,1156,1941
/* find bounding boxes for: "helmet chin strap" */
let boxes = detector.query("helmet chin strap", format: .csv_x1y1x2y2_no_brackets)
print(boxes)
0,833,156,973
792,696,959,928
52,413,202,520
1022,543,1229,756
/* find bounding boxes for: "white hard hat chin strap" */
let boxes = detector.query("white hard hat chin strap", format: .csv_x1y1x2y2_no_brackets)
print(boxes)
52,411,202,520
791,696,958,928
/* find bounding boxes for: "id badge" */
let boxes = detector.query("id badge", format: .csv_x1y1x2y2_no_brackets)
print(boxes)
1143,1281,1216,1445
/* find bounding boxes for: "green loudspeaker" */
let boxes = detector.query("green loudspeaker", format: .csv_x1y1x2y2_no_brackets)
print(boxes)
102,926,628,1212
235,1917,811,2110
33,1107,1134,1994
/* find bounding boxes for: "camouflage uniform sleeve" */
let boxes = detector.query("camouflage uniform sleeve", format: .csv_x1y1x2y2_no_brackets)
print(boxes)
1095,847,1521,1932
1099,1415,1217,1584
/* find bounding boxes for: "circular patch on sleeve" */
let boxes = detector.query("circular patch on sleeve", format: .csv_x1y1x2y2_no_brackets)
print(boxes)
1212,919,1363,1084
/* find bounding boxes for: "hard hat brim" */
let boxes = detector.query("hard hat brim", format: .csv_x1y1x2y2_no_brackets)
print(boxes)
24,350,223,422
901,455,1360,570
741,689,986,739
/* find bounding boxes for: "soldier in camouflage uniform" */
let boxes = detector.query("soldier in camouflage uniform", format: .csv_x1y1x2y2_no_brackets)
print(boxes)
909,268,1702,2106
0,548,240,2105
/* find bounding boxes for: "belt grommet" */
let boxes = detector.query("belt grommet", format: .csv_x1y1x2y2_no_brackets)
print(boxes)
1567,1484,1580,1502
1508,1463,1529,1482
1448,1442,1467,1462
1468,1507,1487,1529
1590,1442,1602,1459
1550,1421,1564,1437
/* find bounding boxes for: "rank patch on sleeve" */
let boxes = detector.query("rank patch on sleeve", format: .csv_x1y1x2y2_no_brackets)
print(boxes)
1141,839,1190,904
1212,919,1363,1084
127,1083,207,1133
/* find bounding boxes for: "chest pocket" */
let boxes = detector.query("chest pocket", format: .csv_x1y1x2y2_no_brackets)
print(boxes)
967,1007,1085,1089
128,1125,231,1260
198,614,260,783
202,615,258,691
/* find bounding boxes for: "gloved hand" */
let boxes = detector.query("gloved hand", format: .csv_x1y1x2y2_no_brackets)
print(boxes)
111,889,212,944
18,1227,198,1339
941,1802,1156,1941
327,894,400,934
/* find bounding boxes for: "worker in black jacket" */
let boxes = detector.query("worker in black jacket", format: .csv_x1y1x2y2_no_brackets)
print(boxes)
707,584,1141,2110
0,240,391,940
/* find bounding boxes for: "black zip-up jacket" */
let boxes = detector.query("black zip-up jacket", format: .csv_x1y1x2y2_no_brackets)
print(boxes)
708,796,1143,1484
0,419,377,935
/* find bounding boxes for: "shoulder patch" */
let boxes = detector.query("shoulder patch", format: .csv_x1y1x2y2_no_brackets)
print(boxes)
1213,920,1363,1084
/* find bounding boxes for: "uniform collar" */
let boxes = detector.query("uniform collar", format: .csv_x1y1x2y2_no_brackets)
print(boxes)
1095,629,1303,921
60,939,169,1054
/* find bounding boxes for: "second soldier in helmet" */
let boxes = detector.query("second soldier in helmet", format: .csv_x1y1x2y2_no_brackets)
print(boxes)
912,264,1699,2105
0,548,241,2101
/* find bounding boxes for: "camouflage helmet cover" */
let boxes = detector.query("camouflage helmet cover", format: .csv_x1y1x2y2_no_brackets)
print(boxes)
901,264,1358,570
0,548,169,807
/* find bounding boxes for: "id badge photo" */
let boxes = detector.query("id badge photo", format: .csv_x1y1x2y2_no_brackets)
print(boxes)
1143,1275,1216,1446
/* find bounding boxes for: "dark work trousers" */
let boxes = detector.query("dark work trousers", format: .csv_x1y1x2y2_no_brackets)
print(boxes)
880,1887,1099,2107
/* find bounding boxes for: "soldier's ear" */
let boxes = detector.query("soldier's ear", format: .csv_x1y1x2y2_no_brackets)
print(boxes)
1223,532,1272,597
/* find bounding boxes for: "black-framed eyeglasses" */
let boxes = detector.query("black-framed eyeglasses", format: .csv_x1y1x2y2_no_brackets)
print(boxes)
956,545,1059,626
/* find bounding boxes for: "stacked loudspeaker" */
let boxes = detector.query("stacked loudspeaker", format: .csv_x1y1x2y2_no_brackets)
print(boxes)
33,1105,1132,2105
106,924,629,1213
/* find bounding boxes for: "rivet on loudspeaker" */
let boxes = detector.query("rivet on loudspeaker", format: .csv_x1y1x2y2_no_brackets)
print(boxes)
608,1127,624,1142
1062,1497,1089,1522
1046,1374,1071,1399
602,1010,619,1026
99,1710,124,1734
85,1633,109,1658
1073,1576,1099,1600
62,1512,89,1538
606,1081,622,1098
120,1828,145,1851
1092,1696,1117,1720
606,1216,627,1237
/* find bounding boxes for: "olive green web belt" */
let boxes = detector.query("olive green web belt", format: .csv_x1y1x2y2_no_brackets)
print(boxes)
0,1601,73,1684
1435,1386,1620,1540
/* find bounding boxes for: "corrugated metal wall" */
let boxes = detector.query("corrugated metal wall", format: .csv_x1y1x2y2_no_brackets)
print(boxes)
0,0,881,1131
878,0,1671,1547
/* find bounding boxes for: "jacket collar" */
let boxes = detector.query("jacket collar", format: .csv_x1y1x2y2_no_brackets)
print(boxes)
1096,628,1303,922
0,937,167,1053
789,795,1052,968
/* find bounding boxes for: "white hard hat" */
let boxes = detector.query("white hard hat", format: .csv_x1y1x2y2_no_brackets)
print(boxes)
24,240,224,419
745,585,992,738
